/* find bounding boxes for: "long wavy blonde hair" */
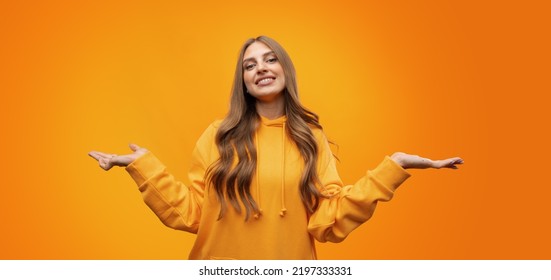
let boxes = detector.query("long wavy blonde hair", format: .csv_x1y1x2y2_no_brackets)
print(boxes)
206,36,323,220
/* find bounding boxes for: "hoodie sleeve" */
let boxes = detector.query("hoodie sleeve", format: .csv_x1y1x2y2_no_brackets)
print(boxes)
307,132,411,243
124,123,217,234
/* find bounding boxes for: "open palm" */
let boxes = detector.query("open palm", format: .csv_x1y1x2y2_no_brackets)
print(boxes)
390,152,463,169
88,143,148,171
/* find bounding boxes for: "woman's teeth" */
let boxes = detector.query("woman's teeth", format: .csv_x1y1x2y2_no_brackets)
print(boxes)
257,78,274,85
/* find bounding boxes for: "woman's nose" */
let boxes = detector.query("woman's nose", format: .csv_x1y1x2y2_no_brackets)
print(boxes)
256,61,268,72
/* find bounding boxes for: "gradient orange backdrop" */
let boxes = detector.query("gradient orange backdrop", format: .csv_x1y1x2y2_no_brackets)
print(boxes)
1,0,549,259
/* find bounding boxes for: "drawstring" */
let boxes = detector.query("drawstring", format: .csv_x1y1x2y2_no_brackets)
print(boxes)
279,122,287,217
254,133,263,219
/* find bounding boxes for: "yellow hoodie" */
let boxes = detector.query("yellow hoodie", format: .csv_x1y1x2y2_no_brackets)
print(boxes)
125,115,410,259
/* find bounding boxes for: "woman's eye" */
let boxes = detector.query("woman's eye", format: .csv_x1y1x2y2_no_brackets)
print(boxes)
244,64,255,70
267,58,278,63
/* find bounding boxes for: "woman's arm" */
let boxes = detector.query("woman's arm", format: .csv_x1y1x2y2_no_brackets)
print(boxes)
307,133,462,243
88,124,217,233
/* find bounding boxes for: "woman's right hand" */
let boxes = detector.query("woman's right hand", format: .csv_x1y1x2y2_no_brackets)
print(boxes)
88,143,148,171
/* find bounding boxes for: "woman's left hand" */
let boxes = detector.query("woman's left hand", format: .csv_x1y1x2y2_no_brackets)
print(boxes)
390,152,463,169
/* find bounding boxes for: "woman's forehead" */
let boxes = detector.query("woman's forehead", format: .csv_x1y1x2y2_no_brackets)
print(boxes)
243,42,273,61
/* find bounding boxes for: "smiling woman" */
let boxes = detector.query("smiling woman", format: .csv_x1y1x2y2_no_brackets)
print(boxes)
88,35,463,260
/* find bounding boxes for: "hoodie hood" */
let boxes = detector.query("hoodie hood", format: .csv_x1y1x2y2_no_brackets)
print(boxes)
259,114,287,127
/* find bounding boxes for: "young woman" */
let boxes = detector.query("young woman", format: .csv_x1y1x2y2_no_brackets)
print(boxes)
88,36,463,260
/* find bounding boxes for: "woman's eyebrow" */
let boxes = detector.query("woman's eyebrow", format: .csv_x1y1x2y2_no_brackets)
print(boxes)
243,51,276,64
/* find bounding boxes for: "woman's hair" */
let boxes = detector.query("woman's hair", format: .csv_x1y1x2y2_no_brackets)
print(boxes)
205,35,323,220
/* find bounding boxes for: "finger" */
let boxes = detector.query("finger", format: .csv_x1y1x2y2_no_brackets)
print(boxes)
88,151,112,161
444,159,463,169
447,157,463,164
88,151,101,161
93,151,115,159
447,159,463,168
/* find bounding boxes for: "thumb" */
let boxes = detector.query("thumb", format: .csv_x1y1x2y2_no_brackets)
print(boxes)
129,143,141,152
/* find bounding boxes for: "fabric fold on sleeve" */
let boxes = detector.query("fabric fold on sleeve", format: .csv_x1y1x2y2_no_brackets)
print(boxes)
307,134,411,243
124,122,218,234
125,151,204,233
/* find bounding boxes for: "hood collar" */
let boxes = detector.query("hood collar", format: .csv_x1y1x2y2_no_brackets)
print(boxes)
259,115,287,127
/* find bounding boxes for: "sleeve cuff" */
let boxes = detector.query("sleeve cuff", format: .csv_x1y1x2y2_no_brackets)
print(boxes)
125,152,166,186
369,156,411,192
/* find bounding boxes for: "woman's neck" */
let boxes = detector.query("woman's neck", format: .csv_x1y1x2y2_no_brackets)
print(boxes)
255,94,285,120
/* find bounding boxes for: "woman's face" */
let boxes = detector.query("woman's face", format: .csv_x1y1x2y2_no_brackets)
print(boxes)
242,42,286,102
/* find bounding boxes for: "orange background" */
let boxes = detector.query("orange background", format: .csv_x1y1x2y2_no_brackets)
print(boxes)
1,0,549,259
